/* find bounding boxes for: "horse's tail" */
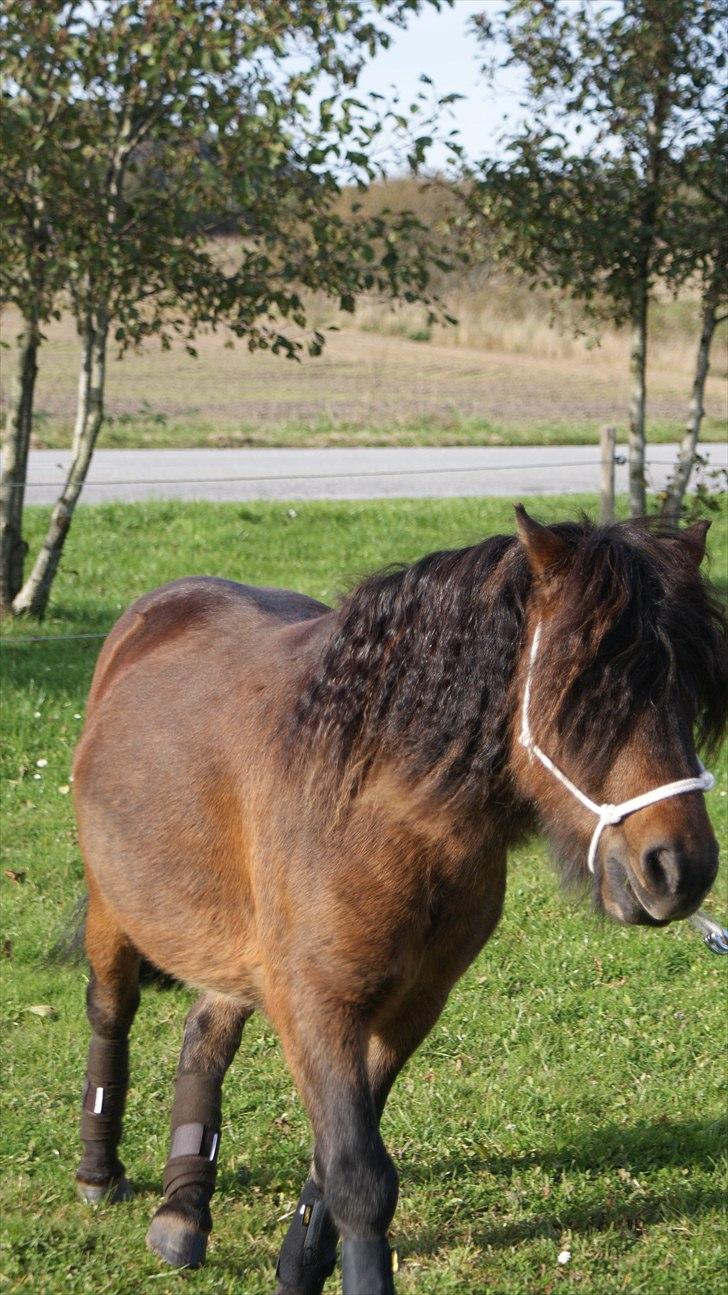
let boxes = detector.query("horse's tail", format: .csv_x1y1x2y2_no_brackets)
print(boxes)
48,893,177,986
48,893,88,966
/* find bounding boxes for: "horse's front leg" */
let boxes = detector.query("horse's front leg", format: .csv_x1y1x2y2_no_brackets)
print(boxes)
274,980,451,1295
275,1163,339,1295
275,993,399,1295
146,992,250,1269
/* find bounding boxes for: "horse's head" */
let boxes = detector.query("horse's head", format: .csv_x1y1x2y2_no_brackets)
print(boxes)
512,507,727,926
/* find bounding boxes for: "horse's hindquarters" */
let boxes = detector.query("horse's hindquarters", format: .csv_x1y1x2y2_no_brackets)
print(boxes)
73,583,322,999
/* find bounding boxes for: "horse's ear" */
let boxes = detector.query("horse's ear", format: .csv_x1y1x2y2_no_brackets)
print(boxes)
682,519,710,566
515,504,569,579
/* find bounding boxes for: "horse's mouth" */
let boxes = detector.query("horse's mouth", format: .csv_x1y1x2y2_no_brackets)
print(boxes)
600,855,671,927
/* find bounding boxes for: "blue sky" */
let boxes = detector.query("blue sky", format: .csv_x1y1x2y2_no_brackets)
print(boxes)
357,2,527,169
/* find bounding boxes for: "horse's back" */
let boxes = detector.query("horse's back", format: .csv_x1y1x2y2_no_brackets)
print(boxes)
86,576,329,711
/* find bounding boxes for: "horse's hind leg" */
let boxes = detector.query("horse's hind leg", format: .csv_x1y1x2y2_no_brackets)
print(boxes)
146,992,250,1270
76,889,140,1203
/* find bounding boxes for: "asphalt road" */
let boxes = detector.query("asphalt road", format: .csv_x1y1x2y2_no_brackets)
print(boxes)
21,443,727,504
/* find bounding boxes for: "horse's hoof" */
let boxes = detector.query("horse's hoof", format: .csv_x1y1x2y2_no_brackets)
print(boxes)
76,1175,133,1205
146,1213,209,1269
274,1285,331,1295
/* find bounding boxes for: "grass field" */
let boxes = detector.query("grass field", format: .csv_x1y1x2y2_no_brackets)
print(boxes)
1,496,727,1294
2,308,726,451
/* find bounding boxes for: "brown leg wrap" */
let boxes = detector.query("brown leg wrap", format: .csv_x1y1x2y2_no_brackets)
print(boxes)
163,1072,222,1200
78,1035,129,1183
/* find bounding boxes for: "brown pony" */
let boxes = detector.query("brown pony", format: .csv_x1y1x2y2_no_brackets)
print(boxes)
72,508,727,1295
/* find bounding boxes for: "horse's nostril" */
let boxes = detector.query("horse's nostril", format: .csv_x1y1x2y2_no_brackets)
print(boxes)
634,840,719,918
641,844,682,896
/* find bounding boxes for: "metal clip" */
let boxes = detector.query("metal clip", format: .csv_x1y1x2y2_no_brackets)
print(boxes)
688,909,728,955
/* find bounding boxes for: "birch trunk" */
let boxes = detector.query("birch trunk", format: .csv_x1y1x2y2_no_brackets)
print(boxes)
660,284,721,528
12,310,108,619
627,290,648,517
0,318,40,612
599,424,617,524
625,75,669,521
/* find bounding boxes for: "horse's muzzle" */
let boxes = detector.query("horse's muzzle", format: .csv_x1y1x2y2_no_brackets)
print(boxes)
600,840,719,927
632,838,719,922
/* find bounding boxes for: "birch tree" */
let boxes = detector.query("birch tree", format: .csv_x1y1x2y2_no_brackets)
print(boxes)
0,3,79,608
2,0,449,618
660,137,727,524
468,0,727,517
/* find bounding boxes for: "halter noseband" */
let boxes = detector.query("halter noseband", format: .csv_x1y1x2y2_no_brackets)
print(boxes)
519,622,715,874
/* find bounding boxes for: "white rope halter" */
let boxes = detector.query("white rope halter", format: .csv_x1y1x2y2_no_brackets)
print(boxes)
519,622,715,874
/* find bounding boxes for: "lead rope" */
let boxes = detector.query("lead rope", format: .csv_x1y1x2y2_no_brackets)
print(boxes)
518,622,715,875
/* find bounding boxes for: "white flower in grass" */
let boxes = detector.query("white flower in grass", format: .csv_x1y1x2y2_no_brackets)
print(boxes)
557,1249,571,1265
36,758,48,768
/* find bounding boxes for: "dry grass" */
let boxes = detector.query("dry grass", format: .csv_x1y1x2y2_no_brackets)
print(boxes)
1,301,725,450
330,178,728,364
305,269,728,368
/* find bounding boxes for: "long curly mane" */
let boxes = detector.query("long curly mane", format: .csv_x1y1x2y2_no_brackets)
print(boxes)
533,521,728,779
290,519,728,811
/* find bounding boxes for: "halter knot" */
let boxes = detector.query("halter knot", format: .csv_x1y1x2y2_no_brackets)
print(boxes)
520,621,715,875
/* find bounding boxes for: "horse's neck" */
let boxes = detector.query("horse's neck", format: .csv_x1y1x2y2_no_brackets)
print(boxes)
357,761,531,863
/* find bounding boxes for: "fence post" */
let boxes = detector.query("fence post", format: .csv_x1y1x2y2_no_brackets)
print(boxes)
599,425,617,524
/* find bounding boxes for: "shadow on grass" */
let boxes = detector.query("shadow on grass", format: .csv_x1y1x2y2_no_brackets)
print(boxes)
0,630,103,705
121,1115,727,1253
394,1114,728,1259
402,1180,726,1261
401,1114,728,1184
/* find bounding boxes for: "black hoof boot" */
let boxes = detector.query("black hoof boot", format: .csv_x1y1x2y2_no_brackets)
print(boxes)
76,1174,133,1205
275,1178,338,1295
341,1237,396,1295
146,1190,211,1270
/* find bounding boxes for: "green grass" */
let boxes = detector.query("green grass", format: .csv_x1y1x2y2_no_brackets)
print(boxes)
1,496,727,1294
32,411,727,451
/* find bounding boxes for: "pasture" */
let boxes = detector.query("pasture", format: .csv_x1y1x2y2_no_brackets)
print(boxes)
4,307,726,451
1,496,726,1294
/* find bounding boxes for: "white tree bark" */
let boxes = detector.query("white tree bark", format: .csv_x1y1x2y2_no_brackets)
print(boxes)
661,282,721,527
599,424,617,524
627,292,649,518
626,76,670,522
12,309,108,618
9,102,136,618
0,318,40,612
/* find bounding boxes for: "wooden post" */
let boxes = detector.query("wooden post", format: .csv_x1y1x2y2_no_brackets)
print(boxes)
600,425,617,524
